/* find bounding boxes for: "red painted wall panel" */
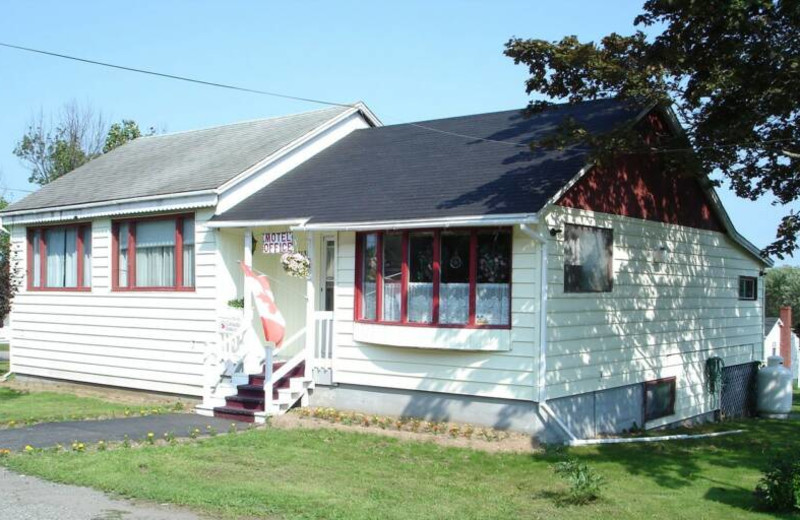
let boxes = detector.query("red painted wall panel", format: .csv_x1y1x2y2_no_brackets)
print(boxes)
558,112,724,232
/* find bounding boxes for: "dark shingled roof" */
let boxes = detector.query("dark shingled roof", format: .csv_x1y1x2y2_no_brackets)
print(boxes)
2,106,351,213
214,99,643,224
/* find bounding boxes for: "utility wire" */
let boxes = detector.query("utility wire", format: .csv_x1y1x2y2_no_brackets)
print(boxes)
0,42,353,109
0,41,796,154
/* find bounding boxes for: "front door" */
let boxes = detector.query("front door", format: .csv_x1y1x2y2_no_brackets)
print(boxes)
313,235,336,380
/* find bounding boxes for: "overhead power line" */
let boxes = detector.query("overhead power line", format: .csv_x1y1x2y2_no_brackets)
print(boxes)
0,41,352,108
0,41,796,154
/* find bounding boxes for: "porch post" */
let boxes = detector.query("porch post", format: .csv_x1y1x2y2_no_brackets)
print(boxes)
305,231,316,383
243,228,253,320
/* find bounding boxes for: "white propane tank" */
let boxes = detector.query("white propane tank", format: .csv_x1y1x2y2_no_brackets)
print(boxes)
757,356,793,419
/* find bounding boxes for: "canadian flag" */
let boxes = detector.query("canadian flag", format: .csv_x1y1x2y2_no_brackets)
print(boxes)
241,263,286,348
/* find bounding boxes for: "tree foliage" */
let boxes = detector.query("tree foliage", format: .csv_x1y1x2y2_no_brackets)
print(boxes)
104,119,153,153
13,102,106,186
765,266,800,334
504,0,800,258
0,195,19,324
14,103,151,186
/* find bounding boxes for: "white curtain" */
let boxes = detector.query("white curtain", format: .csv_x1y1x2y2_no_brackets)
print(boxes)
135,220,175,287
383,282,402,321
362,282,377,320
32,230,41,287
118,222,129,287
476,283,510,325
439,282,469,324
408,282,433,323
182,219,195,287
45,228,77,288
83,227,92,287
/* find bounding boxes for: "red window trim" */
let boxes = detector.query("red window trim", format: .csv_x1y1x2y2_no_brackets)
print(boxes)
111,213,195,292
354,227,512,330
26,223,92,292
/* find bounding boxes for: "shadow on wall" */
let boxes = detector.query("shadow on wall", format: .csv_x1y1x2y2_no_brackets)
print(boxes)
358,212,761,441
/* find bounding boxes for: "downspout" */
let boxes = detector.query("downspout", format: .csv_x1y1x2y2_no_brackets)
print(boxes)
519,223,578,442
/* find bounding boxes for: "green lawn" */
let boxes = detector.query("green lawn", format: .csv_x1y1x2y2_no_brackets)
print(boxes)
0,361,7,374
0,342,8,352
2,414,798,520
0,387,152,425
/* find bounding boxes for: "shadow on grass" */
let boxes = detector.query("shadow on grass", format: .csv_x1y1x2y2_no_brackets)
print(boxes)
703,487,761,515
0,388,26,401
587,418,798,486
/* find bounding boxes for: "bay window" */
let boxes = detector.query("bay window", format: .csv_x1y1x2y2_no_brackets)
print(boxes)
356,228,511,328
27,224,92,291
112,214,195,290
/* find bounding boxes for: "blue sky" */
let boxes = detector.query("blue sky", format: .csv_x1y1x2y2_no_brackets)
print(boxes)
0,1,796,264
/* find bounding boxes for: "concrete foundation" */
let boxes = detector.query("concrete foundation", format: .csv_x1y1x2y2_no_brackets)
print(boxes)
309,382,651,442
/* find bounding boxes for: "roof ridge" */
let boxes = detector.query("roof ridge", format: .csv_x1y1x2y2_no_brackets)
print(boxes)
376,98,627,130
139,104,352,140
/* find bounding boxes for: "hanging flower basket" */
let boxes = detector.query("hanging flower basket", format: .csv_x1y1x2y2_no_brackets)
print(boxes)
280,252,311,279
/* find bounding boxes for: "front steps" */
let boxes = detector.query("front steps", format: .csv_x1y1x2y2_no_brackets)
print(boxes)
212,361,311,423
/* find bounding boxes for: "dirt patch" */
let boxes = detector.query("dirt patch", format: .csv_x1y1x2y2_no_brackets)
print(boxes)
271,413,539,453
3,376,197,408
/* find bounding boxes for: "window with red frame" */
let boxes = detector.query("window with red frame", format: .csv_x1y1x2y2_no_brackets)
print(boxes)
27,224,92,290
355,228,511,328
113,215,195,290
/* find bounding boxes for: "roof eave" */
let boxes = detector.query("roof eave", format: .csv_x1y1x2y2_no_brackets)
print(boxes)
0,190,218,225
292,213,540,232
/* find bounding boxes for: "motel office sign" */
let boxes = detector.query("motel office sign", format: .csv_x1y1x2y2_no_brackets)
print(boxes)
263,231,295,254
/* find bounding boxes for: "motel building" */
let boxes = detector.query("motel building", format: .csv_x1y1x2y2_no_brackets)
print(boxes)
0,100,769,441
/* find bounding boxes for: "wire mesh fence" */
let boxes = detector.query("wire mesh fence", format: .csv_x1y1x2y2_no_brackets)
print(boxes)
720,361,759,420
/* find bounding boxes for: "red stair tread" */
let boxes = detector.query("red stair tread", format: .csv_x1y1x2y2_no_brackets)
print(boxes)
213,406,256,423
214,361,306,422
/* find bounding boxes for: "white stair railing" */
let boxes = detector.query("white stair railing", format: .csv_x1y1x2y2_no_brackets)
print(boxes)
201,318,252,405
260,347,308,415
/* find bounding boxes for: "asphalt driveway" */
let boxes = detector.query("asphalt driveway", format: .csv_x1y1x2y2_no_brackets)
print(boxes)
0,413,236,451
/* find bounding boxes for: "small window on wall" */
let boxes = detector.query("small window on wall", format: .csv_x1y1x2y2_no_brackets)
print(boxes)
738,276,757,300
563,224,613,293
644,378,676,422
27,224,92,291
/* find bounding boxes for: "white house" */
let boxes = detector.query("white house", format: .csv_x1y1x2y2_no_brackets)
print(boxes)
0,99,770,441
763,307,799,382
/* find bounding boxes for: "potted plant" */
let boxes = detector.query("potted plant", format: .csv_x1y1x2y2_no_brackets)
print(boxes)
280,252,311,279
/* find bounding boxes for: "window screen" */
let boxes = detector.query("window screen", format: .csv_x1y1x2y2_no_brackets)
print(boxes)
564,224,613,293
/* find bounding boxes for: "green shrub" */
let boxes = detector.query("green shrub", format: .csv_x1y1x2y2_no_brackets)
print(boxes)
755,455,800,512
552,458,605,505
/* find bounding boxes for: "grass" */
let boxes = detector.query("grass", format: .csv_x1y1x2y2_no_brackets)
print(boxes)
2,414,799,519
0,386,150,426
0,342,8,352
0,361,7,374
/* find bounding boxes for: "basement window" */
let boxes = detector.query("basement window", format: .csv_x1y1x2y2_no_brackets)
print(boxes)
644,378,676,422
738,276,758,301
563,224,613,293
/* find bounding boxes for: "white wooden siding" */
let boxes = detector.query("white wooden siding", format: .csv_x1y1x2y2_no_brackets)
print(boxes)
8,208,218,396
544,206,763,427
331,227,541,401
